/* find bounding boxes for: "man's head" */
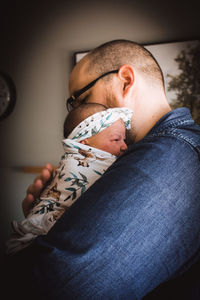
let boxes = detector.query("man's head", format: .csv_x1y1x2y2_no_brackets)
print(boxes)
68,39,171,142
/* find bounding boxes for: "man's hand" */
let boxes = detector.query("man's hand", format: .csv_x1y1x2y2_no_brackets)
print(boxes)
22,163,53,217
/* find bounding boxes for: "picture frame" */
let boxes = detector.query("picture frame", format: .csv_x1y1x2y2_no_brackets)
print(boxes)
74,39,200,123
74,51,90,65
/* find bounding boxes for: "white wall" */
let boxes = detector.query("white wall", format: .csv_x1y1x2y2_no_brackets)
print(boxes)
0,0,199,257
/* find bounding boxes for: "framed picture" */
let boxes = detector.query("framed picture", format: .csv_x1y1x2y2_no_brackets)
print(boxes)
74,51,90,65
74,39,200,123
145,40,200,123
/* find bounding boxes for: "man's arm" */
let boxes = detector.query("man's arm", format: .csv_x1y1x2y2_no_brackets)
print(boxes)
31,137,200,299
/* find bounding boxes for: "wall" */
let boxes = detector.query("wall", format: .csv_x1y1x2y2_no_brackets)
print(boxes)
0,0,199,258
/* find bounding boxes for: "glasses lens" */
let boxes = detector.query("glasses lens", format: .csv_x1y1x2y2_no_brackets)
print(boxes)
66,97,75,111
67,97,82,111
66,69,118,111
66,100,71,111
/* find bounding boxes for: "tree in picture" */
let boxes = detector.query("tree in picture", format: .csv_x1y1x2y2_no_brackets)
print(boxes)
167,41,200,124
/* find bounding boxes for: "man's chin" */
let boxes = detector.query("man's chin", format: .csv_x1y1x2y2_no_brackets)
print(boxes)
125,130,136,145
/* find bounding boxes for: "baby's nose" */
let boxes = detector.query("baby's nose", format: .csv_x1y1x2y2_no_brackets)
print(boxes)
121,141,128,152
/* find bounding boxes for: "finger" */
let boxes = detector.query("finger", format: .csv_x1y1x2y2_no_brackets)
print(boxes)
24,179,44,217
26,166,53,196
41,168,52,183
23,164,54,217
26,179,43,196
45,163,54,172
34,164,53,185
22,193,35,217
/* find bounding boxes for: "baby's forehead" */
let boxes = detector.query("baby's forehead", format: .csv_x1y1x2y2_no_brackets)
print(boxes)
103,119,126,133
113,118,126,127
68,107,132,142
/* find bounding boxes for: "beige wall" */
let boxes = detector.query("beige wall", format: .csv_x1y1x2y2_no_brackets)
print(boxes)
0,0,199,257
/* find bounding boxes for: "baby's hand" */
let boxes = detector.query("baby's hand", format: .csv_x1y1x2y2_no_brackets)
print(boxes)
22,164,53,217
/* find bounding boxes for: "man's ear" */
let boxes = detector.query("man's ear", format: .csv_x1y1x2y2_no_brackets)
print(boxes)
118,65,135,97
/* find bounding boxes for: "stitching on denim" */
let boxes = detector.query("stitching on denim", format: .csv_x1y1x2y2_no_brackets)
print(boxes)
152,119,194,133
143,129,200,158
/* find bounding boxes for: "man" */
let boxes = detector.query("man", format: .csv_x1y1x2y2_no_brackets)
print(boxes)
23,40,171,214
11,40,200,299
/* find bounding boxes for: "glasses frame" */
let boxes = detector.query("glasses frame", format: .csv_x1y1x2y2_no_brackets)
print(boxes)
66,69,118,111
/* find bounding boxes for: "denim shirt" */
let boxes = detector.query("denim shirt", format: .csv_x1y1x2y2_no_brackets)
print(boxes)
144,107,200,156
33,108,200,300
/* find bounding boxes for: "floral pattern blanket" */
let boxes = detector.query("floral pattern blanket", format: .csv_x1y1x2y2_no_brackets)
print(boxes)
6,107,133,254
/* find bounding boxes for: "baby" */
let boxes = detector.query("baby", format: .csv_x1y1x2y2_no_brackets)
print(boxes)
7,103,133,254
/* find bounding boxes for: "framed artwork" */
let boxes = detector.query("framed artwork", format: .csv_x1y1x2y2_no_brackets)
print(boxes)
74,51,90,65
74,39,200,123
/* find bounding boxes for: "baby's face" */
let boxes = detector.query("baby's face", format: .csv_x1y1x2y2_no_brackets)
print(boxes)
86,119,128,156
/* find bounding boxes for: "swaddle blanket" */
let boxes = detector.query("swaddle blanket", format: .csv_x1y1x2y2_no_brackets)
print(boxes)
6,107,133,254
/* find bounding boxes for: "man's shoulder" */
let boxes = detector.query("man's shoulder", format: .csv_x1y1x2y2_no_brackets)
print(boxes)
141,108,200,153
121,116,200,175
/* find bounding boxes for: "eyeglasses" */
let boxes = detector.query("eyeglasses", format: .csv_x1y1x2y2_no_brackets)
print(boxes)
66,69,118,111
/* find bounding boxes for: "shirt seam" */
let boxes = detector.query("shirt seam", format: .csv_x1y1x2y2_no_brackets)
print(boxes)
150,119,194,134
142,131,200,158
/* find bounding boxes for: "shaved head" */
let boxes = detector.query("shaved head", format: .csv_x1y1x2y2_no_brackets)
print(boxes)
87,39,165,88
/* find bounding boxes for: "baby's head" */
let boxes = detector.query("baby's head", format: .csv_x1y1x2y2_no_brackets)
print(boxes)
64,103,132,157
64,103,107,139
82,118,127,156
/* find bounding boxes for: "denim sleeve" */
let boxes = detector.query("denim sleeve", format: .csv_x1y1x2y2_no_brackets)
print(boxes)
34,135,200,300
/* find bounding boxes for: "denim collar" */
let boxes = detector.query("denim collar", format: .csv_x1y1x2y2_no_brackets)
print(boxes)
148,108,194,136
